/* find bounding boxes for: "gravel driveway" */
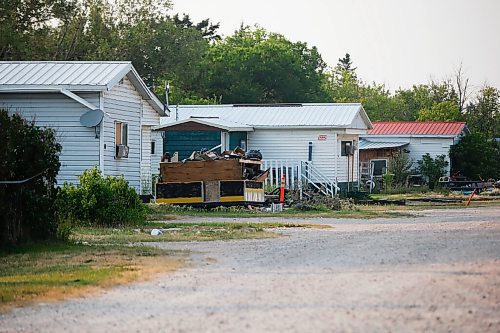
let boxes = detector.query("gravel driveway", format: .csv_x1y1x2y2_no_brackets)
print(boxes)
1,206,499,332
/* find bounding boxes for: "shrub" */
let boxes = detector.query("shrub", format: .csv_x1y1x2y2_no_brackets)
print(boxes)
450,133,500,180
0,109,61,247
387,151,413,187
56,167,145,227
382,173,394,193
415,153,448,190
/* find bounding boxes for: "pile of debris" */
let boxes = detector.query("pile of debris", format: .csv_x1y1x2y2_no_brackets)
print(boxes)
290,189,356,211
156,145,269,206
182,146,263,163
160,145,268,182
161,146,261,163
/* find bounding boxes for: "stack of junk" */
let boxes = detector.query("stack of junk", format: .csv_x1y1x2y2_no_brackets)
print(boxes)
156,146,269,206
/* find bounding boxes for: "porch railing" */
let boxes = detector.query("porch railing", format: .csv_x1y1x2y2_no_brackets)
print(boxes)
301,161,339,197
260,160,339,197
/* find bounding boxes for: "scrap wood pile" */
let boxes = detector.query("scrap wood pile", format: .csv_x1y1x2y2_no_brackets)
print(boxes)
159,146,268,183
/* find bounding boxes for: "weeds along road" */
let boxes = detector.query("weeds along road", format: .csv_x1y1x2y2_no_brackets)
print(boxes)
1,206,499,333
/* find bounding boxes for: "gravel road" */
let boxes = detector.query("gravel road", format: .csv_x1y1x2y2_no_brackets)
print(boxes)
1,206,499,332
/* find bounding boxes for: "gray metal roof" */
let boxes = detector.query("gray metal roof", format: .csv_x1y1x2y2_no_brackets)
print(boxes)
0,61,165,115
155,117,253,132
359,139,409,150
162,103,372,129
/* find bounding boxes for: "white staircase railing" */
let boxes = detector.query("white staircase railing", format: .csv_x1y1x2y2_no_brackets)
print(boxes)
301,161,339,197
261,160,339,197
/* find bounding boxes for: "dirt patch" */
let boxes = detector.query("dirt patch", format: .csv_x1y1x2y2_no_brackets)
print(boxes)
0,207,499,332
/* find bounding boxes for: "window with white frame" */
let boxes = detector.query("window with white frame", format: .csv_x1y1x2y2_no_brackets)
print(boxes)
115,121,129,158
115,121,128,146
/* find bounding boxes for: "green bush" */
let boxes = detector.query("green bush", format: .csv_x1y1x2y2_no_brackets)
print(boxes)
56,167,145,227
382,173,394,192
415,154,448,190
450,133,500,180
388,151,413,188
0,109,62,247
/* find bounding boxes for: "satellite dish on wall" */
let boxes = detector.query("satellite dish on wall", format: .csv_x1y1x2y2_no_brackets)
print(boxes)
80,109,104,127
80,109,104,139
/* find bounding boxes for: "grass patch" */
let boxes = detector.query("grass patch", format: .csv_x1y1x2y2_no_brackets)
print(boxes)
70,221,330,245
366,193,500,210
146,204,412,220
0,242,185,312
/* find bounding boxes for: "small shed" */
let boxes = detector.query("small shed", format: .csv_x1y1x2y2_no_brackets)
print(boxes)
0,61,167,193
360,121,469,177
156,103,372,191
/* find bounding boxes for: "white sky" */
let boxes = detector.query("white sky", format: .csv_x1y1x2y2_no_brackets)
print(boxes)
172,0,500,92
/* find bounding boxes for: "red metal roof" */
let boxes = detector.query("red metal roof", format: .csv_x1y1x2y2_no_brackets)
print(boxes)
367,122,467,136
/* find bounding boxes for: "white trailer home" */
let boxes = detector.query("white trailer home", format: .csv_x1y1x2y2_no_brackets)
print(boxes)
0,61,167,193
360,121,469,177
157,103,372,194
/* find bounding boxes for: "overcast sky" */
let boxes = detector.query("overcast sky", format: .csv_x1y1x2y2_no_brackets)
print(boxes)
172,0,499,92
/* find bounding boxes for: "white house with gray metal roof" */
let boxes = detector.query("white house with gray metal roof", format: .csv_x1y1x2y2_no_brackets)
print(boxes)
157,103,372,192
0,61,167,193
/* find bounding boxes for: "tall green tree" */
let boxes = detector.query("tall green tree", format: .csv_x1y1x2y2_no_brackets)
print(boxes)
325,54,402,121
0,0,80,59
336,53,357,75
465,85,500,138
172,14,221,42
417,101,462,121
450,133,500,179
202,26,329,104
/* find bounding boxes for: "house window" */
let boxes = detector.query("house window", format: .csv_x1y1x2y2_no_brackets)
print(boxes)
115,121,128,146
371,159,387,176
115,121,129,158
151,141,156,155
341,141,353,156
240,139,247,151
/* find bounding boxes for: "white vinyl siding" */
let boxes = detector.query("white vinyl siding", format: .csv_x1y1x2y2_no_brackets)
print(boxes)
363,136,455,175
248,129,340,181
336,134,359,183
103,77,142,191
150,131,163,176
142,100,160,126
1,92,100,185
141,126,152,194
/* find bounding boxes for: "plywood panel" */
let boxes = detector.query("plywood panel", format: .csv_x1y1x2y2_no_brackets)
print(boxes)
204,181,220,202
160,159,242,182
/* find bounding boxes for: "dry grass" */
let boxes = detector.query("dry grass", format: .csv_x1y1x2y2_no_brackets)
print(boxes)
69,222,330,244
0,243,186,312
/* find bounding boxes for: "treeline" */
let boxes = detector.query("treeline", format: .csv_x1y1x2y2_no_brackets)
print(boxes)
1,0,499,139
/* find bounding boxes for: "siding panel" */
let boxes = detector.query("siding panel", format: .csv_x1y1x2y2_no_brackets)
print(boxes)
103,77,142,191
164,130,221,160
142,100,160,126
150,131,163,176
141,126,152,194
0,92,100,185
248,129,343,182
363,136,454,175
